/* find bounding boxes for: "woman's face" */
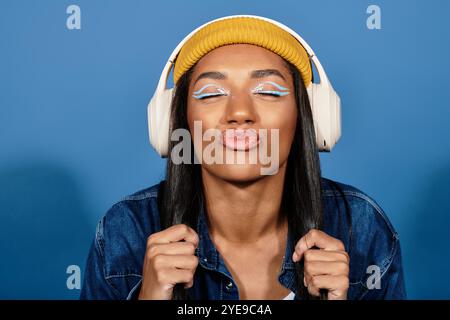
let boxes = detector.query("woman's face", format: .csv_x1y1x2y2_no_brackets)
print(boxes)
187,44,298,183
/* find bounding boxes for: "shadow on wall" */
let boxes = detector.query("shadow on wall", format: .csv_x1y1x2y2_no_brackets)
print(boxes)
403,162,450,299
0,162,94,299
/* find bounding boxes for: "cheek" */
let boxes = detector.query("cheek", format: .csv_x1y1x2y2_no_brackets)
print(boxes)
187,102,222,138
282,105,298,145
260,101,298,153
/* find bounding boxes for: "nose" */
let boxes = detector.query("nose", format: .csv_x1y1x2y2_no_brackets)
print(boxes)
222,92,259,125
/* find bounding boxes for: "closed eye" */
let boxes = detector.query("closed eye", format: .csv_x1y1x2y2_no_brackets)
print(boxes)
251,81,290,97
192,84,229,100
192,92,228,100
254,90,290,97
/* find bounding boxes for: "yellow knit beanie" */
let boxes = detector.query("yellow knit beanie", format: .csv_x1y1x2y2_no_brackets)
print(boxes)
173,17,312,87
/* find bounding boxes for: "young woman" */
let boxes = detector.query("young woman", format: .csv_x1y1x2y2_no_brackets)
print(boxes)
80,16,406,300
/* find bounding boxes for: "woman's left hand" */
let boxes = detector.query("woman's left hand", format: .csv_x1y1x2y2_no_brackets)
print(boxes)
292,229,350,300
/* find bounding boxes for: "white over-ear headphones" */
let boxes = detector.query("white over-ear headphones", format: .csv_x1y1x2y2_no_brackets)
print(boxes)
148,14,341,157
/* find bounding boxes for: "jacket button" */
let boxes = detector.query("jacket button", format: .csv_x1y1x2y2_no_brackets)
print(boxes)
226,281,233,290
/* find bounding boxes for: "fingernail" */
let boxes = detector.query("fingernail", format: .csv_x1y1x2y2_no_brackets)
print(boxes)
292,252,299,262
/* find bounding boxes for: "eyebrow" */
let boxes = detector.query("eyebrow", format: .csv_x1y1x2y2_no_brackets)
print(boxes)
194,71,226,85
193,69,286,85
250,69,286,81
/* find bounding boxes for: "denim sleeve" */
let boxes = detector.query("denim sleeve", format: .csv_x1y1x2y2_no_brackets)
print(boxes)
379,238,407,299
79,219,119,300
362,237,407,300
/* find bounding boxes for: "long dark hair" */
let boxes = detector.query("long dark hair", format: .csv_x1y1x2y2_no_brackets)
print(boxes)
159,58,325,300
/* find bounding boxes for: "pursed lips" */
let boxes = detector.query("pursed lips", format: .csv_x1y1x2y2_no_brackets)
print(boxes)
220,128,260,151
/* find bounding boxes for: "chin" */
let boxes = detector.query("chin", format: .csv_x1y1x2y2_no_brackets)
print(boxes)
202,163,276,184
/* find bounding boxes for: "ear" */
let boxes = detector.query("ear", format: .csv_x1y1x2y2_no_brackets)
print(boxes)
147,88,174,157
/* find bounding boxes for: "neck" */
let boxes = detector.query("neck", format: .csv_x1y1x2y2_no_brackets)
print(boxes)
201,163,288,245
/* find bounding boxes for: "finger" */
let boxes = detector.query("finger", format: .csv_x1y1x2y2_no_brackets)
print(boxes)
302,249,349,263
304,261,349,277
184,279,194,289
148,224,199,248
152,254,199,271
293,230,345,262
148,241,197,258
305,275,349,300
157,268,195,289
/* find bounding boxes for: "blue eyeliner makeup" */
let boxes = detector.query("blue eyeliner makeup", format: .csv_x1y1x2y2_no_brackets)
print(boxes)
251,81,290,97
192,84,228,100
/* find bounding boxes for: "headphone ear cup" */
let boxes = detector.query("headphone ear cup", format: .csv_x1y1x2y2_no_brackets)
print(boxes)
306,83,341,151
147,88,174,157
330,88,341,148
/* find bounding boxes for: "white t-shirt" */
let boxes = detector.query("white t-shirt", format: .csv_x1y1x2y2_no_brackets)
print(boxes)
282,291,295,300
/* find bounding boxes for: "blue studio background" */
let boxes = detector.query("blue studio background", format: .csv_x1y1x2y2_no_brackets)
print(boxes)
1,0,449,299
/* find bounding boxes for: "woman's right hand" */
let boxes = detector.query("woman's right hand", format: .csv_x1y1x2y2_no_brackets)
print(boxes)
138,224,200,300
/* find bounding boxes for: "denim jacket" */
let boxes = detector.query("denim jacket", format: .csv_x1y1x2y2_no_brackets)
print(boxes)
80,177,406,300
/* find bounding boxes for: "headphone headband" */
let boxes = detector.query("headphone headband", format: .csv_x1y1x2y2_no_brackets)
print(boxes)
155,15,331,93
